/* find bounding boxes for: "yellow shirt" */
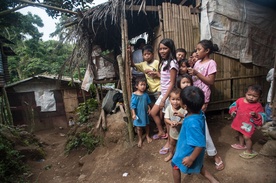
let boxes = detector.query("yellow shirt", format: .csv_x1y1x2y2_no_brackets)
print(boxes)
135,60,160,93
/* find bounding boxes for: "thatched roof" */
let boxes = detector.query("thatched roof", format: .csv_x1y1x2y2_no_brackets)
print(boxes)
66,0,196,73
78,0,195,51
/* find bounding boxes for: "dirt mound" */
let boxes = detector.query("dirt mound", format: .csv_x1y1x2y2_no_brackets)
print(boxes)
27,113,276,183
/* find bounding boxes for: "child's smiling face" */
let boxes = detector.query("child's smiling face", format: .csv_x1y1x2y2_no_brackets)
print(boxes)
176,51,186,61
169,92,181,110
159,43,170,60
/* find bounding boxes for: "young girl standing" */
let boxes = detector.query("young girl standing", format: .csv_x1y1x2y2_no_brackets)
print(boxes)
229,84,266,158
187,39,224,170
131,78,152,147
150,38,178,154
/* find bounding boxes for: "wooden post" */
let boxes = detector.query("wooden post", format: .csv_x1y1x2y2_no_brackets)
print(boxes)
119,9,134,143
2,87,13,125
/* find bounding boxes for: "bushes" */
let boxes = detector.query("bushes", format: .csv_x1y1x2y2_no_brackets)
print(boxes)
0,133,28,183
76,98,98,124
65,132,100,154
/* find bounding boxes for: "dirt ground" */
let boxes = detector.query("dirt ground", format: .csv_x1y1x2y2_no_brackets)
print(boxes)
27,111,276,183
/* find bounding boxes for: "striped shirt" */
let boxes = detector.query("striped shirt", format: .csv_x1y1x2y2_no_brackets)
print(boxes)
160,59,179,96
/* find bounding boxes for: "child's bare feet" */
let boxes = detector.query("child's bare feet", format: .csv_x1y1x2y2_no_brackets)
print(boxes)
146,136,152,143
138,139,142,148
164,153,173,162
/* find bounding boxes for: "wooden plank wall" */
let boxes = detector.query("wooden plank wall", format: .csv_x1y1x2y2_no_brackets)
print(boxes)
208,54,269,111
152,2,270,112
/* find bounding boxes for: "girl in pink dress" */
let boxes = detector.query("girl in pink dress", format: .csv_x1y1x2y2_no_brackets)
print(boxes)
229,84,266,159
187,40,224,170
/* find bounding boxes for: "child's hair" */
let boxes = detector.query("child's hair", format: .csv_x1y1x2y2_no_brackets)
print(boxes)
190,49,196,56
198,39,219,54
176,48,187,55
158,38,176,71
245,84,262,96
142,45,154,54
176,74,193,89
134,38,146,49
180,86,204,113
135,77,147,86
69,116,73,120
179,59,190,68
170,87,181,97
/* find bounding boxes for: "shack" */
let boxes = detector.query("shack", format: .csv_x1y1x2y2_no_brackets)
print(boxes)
71,0,275,118
5,75,86,131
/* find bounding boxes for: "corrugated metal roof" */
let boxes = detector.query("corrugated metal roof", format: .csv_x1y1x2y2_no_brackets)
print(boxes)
5,74,81,88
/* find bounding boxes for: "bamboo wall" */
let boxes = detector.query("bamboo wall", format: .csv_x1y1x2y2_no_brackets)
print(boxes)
152,3,199,59
151,2,270,112
208,54,269,111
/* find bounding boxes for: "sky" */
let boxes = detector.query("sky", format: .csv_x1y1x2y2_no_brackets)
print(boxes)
17,0,108,41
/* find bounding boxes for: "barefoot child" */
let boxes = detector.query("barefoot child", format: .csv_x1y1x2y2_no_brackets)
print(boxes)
229,84,266,158
172,86,219,183
131,78,152,147
164,88,186,162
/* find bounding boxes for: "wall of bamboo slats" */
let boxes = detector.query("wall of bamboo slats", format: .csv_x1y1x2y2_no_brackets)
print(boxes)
151,2,270,112
208,54,269,111
152,3,199,60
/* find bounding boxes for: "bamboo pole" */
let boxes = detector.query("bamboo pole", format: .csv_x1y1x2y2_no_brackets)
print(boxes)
117,55,134,143
120,11,134,143
162,3,168,38
2,87,13,125
158,5,164,39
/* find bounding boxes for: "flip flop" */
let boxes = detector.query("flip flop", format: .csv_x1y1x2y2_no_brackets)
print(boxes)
239,151,258,159
152,133,168,140
231,144,247,150
215,160,224,171
159,147,169,155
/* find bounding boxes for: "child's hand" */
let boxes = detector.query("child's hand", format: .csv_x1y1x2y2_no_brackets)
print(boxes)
182,156,193,167
250,112,257,118
231,112,236,118
144,69,152,74
159,100,165,109
174,111,184,118
171,121,177,127
132,114,136,120
188,67,200,76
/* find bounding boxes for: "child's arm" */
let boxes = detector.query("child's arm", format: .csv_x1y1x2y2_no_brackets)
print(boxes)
182,147,203,167
188,67,215,85
131,109,136,120
160,68,177,108
147,105,151,114
250,104,266,126
229,101,238,117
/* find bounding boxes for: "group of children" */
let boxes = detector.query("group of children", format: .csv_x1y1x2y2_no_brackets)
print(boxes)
129,38,268,182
